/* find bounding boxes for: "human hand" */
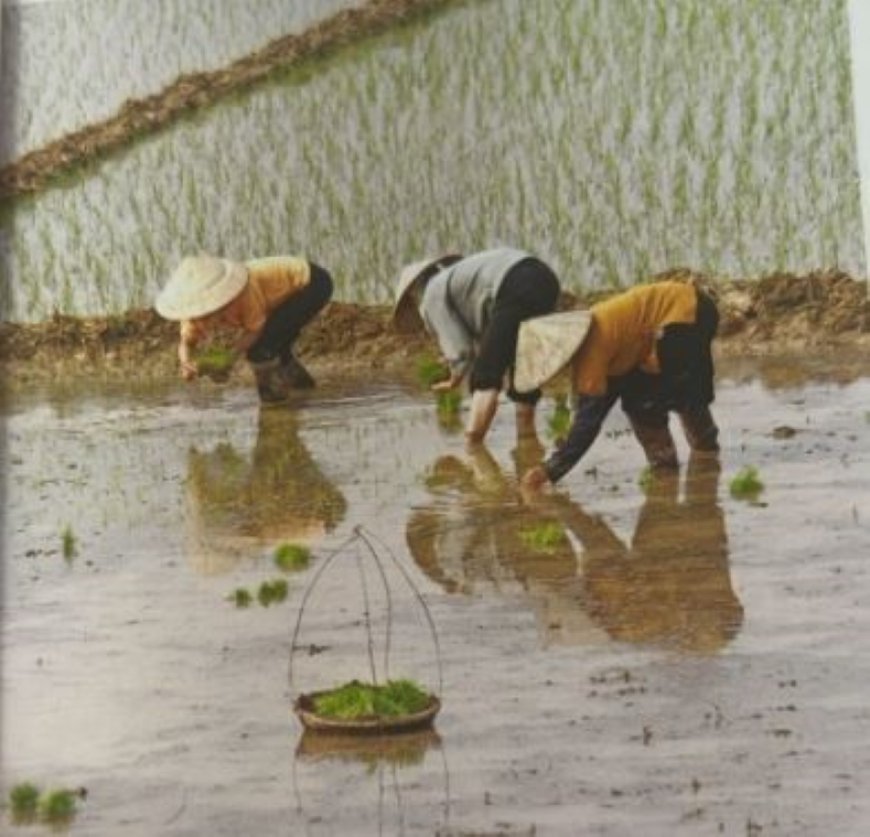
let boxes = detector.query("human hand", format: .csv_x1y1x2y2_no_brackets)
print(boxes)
431,377,458,393
521,465,550,492
180,361,198,381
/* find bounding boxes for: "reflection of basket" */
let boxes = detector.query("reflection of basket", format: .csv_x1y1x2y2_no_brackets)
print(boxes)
295,727,441,763
294,692,441,734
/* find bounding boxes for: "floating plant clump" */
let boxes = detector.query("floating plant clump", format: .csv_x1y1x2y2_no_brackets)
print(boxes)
730,465,765,500
257,578,288,606
274,542,310,572
9,783,40,820
8,784,81,825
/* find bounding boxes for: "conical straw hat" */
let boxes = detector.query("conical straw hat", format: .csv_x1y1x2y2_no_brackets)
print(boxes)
513,310,593,393
155,255,248,320
391,254,462,331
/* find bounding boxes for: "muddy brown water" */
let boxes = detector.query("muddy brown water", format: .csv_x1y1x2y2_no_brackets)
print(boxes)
2,359,869,835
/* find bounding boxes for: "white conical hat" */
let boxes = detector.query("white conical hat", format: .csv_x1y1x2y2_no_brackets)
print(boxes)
155,255,248,320
513,310,593,393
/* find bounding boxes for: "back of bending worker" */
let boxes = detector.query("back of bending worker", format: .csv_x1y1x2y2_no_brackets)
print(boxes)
392,247,561,443
519,279,720,489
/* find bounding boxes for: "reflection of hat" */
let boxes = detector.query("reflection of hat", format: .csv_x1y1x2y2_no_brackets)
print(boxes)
513,310,593,393
155,255,248,320
392,254,462,330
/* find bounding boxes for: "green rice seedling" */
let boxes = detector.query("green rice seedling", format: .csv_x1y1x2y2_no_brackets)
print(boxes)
196,345,236,380
547,393,571,439
230,588,252,608
312,679,430,720
61,525,77,561
9,782,40,820
37,789,76,823
274,543,310,572
730,466,764,500
638,466,652,492
416,354,449,388
436,390,462,418
257,578,289,607
519,521,565,552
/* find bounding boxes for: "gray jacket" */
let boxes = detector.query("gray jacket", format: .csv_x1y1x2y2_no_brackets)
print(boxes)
420,247,531,377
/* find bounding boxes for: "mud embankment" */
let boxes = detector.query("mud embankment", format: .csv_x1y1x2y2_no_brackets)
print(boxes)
0,0,453,200
1,269,867,387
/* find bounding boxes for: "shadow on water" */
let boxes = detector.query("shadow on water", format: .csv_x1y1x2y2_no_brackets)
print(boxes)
407,442,743,653
184,407,347,574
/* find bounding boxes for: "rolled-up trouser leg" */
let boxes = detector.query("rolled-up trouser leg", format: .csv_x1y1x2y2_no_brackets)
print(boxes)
627,413,679,469
679,405,720,452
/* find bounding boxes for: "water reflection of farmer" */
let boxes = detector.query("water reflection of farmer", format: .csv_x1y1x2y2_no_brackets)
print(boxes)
555,454,744,653
184,409,346,574
519,280,720,489
406,443,593,645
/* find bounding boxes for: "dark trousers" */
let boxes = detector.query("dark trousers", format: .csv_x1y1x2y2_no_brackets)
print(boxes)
620,288,720,456
247,263,333,363
469,258,561,404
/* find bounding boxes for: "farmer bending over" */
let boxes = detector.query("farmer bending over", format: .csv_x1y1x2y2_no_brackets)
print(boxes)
392,247,561,443
519,279,720,490
156,254,332,403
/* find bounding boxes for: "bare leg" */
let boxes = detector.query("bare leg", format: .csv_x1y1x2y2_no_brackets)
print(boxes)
466,389,499,444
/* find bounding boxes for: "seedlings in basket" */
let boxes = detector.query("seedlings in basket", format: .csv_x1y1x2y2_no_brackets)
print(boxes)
61,525,78,561
274,542,310,572
9,782,40,820
196,345,236,380
312,679,431,720
257,578,289,607
730,465,765,500
519,521,566,552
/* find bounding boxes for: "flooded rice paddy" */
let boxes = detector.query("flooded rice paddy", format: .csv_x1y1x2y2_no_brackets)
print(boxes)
1,0,862,322
2,359,869,835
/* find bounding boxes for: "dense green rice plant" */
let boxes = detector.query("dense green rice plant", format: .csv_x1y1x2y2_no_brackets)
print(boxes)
729,465,764,500
9,783,40,820
416,353,449,388
274,542,310,572
257,578,289,607
61,525,78,561
37,789,77,822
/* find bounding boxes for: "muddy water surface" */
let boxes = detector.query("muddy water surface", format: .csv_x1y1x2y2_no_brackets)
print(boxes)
2,362,869,835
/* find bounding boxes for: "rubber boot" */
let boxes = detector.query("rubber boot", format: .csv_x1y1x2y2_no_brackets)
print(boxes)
679,406,720,452
465,389,499,444
515,402,537,439
250,358,290,404
280,353,316,389
628,417,679,470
